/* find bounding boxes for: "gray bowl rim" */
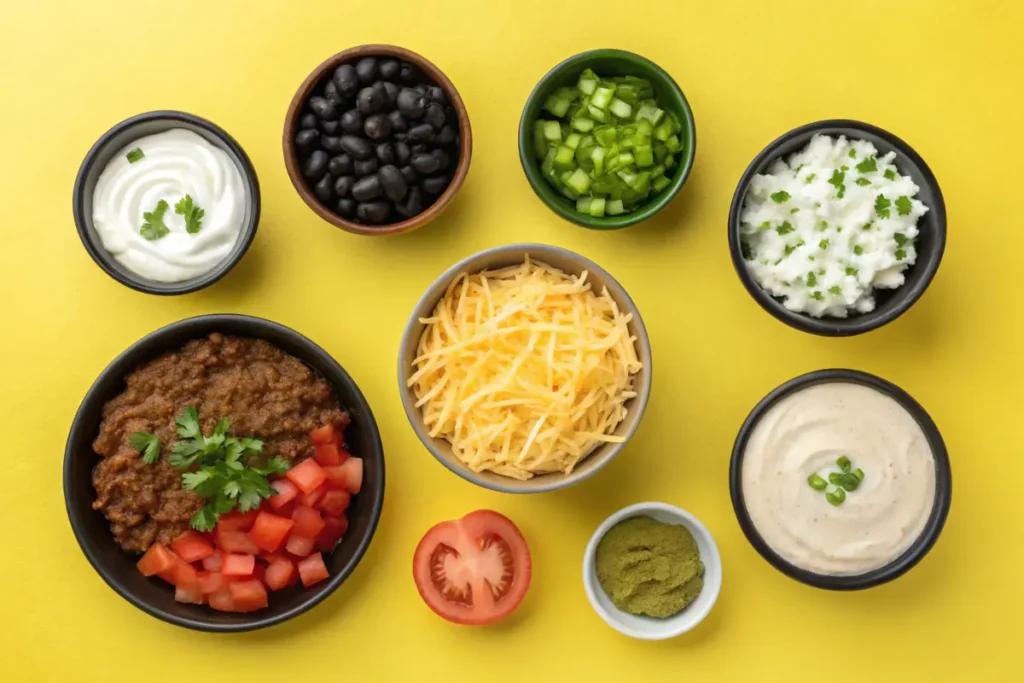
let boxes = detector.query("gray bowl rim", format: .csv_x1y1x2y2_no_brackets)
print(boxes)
397,243,652,493
63,313,385,631
72,110,261,296
727,119,946,336
728,368,952,590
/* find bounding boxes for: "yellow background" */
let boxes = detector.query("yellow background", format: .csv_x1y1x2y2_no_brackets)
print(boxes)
1,0,1021,680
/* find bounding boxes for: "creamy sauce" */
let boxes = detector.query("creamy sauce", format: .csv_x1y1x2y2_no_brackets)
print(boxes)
92,129,247,282
741,382,935,575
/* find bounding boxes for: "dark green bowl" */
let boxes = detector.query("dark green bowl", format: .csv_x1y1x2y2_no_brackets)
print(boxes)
518,49,696,230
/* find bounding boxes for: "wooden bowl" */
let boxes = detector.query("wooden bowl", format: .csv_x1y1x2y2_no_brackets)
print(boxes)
283,45,472,236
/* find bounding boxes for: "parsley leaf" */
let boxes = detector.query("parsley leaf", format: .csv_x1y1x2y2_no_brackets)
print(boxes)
140,200,171,241
875,195,891,218
894,233,908,247
807,272,818,287
828,170,846,199
182,469,213,491
168,439,204,469
126,148,145,164
855,178,872,186
238,489,262,513
829,285,842,295
805,172,817,184
177,406,201,439
854,245,865,255
191,505,219,533
895,195,913,216
130,432,162,464
776,221,795,236
896,249,907,260
856,157,877,173
174,194,205,234
883,169,897,181
771,190,791,204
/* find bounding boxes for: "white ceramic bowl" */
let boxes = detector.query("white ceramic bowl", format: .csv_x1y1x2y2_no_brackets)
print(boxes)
582,502,722,640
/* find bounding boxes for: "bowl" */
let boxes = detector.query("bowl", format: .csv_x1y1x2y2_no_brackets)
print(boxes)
518,49,696,230
729,369,952,590
73,111,261,295
728,119,946,336
582,502,722,640
64,314,385,631
283,44,472,236
398,243,652,493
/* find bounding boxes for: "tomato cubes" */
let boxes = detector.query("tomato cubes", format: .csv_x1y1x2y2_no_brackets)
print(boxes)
297,552,330,587
286,458,327,494
172,531,215,563
137,543,177,577
249,511,295,553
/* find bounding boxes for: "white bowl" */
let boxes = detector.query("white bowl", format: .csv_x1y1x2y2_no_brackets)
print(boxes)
582,502,722,640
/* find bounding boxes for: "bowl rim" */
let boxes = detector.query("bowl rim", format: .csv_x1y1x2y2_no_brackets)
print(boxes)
397,242,652,493
282,44,473,237
727,118,947,336
517,48,697,230
63,313,385,631
729,368,952,590
581,501,722,640
72,110,261,296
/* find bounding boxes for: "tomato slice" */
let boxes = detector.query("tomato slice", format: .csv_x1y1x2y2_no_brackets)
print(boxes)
217,529,260,555
222,553,256,577
197,571,226,595
216,509,259,532
323,458,362,493
175,585,205,604
412,510,531,626
299,483,328,508
172,531,215,563
202,551,223,572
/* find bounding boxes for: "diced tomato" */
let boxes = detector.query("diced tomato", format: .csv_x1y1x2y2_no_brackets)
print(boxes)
275,500,296,518
286,458,327,494
175,585,205,604
268,479,299,510
319,490,351,517
172,530,215,563
222,553,256,577
291,505,326,539
264,556,296,591
202,551,223,572
137,543,177,577
230,579,269,612
217,529,260,555
309,423,338,446
314,441,342,467
315,515,348,552
197,571,226,595
252,563,266,584
285,534,315,558
208,589,237,612
249,511,295,553
299,484,327,508
260,552,283,564
216,509,259,532
297,552,330,587
173,560,200,590
324,457,363,493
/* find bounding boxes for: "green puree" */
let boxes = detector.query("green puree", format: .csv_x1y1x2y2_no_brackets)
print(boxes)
595,516,704,618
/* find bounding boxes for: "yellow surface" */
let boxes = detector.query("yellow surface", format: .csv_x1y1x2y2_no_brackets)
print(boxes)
1,1,1021,681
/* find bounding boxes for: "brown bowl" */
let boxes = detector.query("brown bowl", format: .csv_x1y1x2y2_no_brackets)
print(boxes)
283,44,472,236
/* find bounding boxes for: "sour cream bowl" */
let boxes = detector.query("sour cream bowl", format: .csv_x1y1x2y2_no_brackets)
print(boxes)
73,111,260,295
730,369,951,590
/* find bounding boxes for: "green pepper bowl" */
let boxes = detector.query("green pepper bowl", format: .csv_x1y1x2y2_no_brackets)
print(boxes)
518,49,696,229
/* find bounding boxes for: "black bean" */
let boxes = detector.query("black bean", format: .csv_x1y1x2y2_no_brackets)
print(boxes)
425,86,447,106
295,129,320,156
408,123,435,143
382,81,400,107
322,136,344,154
399,62,419,84
376,143,396,165
364,113,392,141
396,88,427,118
379,59,401,80
340,109,363,135
334,175,355,198
411,84,427,95
378,165,407,202
340,135,374,160
411,143,429,154
423,102,446,130
299,113,318,130
302,150,329,180
411,152,440,175
372,80,388,100
357,86,385,115
336,197,356,218
333,64,360,98
395,187,424,219
387,110,408,133
400,165,418,185
320,119,340,135
433,148,451,171
324,80,343,105
437,124,458,146
314,173,334,203
355,57,378,84
354,158,379,177
357,200,391,224
395,141,412,165
352,175,383,201
328,154,353,176
393,132,408,142
308,96,337,120
421,173,450,195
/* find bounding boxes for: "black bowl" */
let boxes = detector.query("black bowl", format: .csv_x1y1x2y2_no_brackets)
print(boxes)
728,120,946,336
73,111,261,295
729,369,951,590
64,314,385,631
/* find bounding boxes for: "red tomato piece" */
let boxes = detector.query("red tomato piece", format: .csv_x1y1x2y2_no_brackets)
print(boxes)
309,423,337,446
338,457,363,493
319,490,351,517
216,509,259,532
315,515,348,552
217,529,260,555
222,553,256,577
275,500,296,518
269,479,300,510
208,589,237,612
137,543,177,577
229,579,269,612
285,534,315,558
172,530,215,563
197,571,226,595
173,560,200,590
300,483,328,508
202,551,223,572
314,442,342,467
286,458,327,494
249,511,295,553
297,552,330,587
291,505,326,539
175,585,205,604
264,556,296,591
412,510,532,626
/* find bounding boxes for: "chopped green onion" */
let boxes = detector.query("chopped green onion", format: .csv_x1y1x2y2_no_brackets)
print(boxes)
839,473,861,491
837,456,852,472
807,474,828,491
126,148,145,163
826,488,846,506
853,468,865,482
828,472,843,485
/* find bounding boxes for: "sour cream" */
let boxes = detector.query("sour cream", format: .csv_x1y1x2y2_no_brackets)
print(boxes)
92,129,247,283
741,382,935,576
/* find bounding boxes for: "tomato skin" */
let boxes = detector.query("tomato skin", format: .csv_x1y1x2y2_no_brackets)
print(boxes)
269,479,300,510
222,553,256,577
264,556,295,591
286,458,327,494
172,531,215,563
319,490,351,517
291,505,326,539
315,515,348,552
137,543,177,577
297,552,330,587
309,424,337,446
229,579,268,612
285,534,316,558
249,511,295,553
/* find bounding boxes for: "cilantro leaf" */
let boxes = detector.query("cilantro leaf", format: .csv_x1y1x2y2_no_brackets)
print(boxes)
239,438,264,454
810,291,824,301
896,249,907,260
213,418,231,437
854,245,865,255
757,221,771,231
182,469,213,491
168,439,203,470
883,169,897,181
855,178,872,186
130,432,162,464
790,208,799,214
174,194,205,234
776,221,795,236
807,272,818,287
259,456,291,476
770,190,791,204
140,200,171,241
894,233,908,247
856,157,877,173
895,196,913,216
191,505,219,533
845,266,858,276
848,148,857,158
805,172,817,184
222,480,242,499
829,285,842,295
223,438,244,465
875,195,891,218
819,239,829,250
237,490,262,513
176,406,201,439
828,170,846,199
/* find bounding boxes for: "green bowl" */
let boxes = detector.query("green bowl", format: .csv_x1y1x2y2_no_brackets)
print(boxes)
518,49,696,230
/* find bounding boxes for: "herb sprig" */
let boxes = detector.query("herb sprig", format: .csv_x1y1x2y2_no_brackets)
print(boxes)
174,194,205,234
140,200,171,241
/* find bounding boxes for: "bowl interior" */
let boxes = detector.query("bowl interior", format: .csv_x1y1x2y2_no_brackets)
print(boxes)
519,49,696,230
399,244,652,493
65,315,385,631
73,112,259,295
729,369,952,590
728,121,946,336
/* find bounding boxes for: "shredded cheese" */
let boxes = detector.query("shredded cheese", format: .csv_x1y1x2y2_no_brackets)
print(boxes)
408,257,642,480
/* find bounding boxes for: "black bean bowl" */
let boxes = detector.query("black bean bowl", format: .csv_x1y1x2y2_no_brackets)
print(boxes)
73,111,260,295
728,120,946,336
729,369,951,590
64,314,385,631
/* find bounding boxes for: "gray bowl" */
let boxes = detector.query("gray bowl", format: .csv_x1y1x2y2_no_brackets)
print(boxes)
73,111,260,295
398,244,652,493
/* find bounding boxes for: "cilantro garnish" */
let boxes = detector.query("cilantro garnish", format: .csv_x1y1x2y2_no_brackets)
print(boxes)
130,432,162,465
895,196,912,216
848,149,857,158
829,285,842,295
854,245,865,255
819,239,829,250
894,233,909,247
817,220,828,232
776,221,795,235
845,266,858,276
807,272,818,287
895,249,907,261
784,240,805,256
805,173,817,184
758,221,772,231
175,194,205,234
856,157,877,173
875,195,891,219
810,291,824,301
126,148,145,164
855,178,872,186
828,169,846,199
883,169,897,181
790,208,799,214
140,200,171,241
771,190,791,204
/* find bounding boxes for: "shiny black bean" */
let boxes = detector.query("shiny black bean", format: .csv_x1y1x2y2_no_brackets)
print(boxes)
357,86,385,115
357,200,391,224
324,80,343,105
411,84,427,95
387,110,408,133
382,82,400,107
436,124,458,146
425,86,447,106
333,175,355,198
340,135,374,160
355,57,378,84
400,165,418,185
333,63,360,98
308,96,337,120
379,59,401,80
320,119,340,135
378,165,407,202
302,150,329,180
421,173,451,195
411,143,429,154
314,173,334,203
408,123,435,143
433,148,451,171
336,197,356,218
295,129,320,156
393,132,408,142
399,62,419,85
395,187,424,219
352,175,383,201
328,154,353,176
364,113,392,141
423,102,446,130
376,143,396,165
395,141,412,165
396,88,426,118
354,158,379,177
411,152,440,175
340,109,363,135
321,136,344,154
299,113,318,130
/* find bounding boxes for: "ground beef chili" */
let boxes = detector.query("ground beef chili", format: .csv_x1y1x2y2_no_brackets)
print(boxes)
92,333,350,554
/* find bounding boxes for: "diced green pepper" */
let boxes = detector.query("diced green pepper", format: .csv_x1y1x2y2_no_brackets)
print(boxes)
594,126,618,148
587,197,606,217
540,146,556,175
532,121,548,159
652,174,671,193
575,135,597,164
635,101,665,126
564,133,583,150
652,141,668,163
570,116,595,133
542,120,562,142
587,105,608,123
633,144,654,168
653,118,674,142
590,86,615,110
591,146,606,176
616,152,635,168
606,199,625,215
543,87,577,118
553,145,576,171
614,84,639,104
608,98,632,119
576,196,592,213
590,174,618,196
577,68,599,96
566,168,592,194
665,134,682,154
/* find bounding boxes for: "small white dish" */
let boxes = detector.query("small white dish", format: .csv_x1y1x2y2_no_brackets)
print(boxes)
582,502,722,640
